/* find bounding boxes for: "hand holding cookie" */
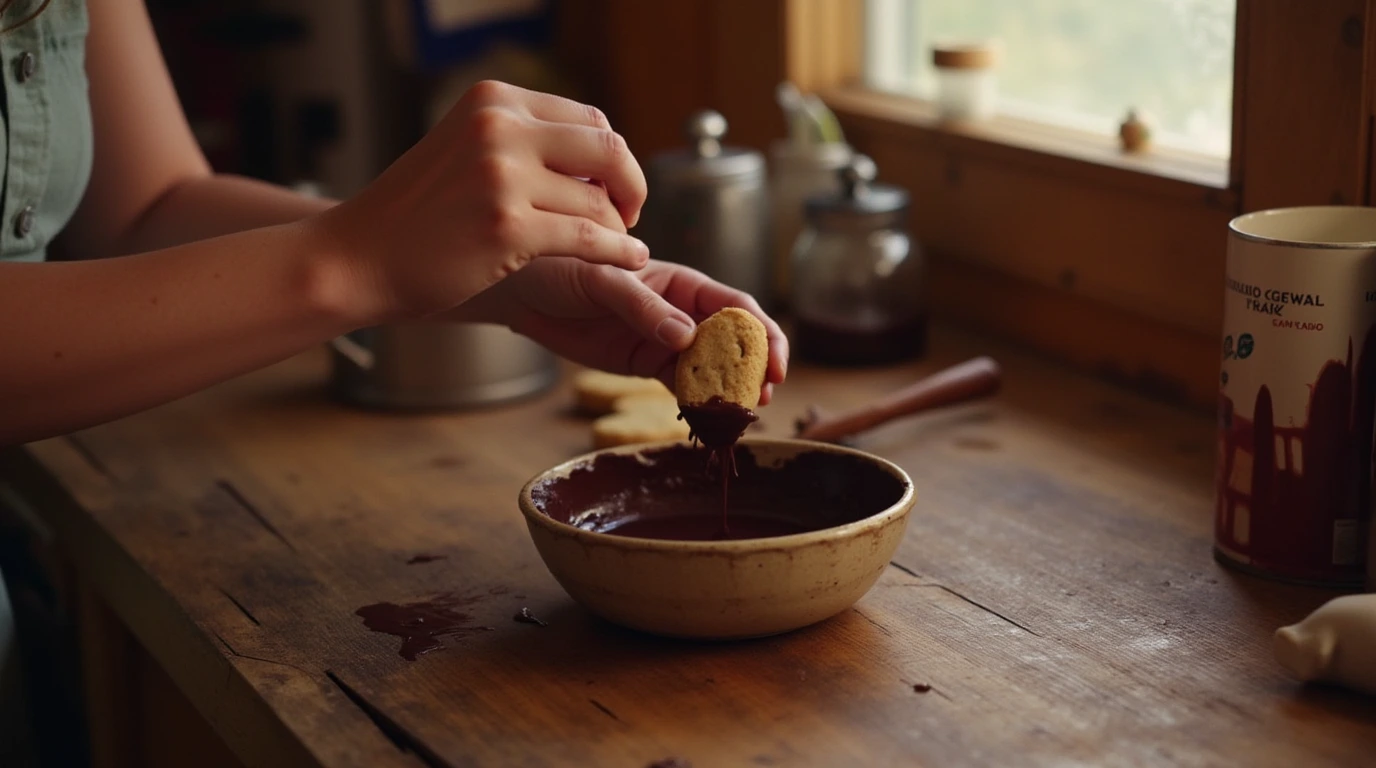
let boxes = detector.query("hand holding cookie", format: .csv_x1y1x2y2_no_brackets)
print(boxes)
454,260,786,405
675,308,769,410
673,309,769,450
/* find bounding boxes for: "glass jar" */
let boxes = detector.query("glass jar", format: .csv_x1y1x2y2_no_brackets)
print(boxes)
790,155,926,366
933,42,997,122
769,140,852,309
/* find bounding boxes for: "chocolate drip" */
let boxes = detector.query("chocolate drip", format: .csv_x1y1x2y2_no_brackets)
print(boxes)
677,397,759,535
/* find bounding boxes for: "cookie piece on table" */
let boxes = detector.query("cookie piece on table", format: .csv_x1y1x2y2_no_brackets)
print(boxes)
612,392,681,413
591,401,691,448
573,370,672,415
674,308,769,409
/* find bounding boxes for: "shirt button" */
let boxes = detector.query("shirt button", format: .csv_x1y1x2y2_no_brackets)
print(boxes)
14,206,33,238
15,52,34,83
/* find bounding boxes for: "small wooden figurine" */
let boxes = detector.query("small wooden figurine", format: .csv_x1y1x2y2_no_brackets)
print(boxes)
1119,109,1151,154
1274,594,1376,696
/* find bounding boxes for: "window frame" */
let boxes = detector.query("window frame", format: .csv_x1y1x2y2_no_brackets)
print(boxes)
783,0,1375,406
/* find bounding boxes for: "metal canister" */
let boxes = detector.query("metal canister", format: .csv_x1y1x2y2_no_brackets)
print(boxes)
329,323,558,410
1215,206,1376,586
640,111,771,308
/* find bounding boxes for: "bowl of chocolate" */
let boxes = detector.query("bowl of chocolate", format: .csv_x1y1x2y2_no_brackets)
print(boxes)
518,438,914,639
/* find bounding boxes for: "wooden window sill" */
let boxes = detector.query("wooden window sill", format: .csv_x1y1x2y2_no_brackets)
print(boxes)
823,87,1236,209
818,85,1236,408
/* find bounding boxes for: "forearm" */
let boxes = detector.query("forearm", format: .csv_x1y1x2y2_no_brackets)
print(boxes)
0,220,376,445
84,174,338,258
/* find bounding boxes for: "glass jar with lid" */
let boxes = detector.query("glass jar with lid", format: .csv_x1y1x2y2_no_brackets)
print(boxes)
790,155,926,366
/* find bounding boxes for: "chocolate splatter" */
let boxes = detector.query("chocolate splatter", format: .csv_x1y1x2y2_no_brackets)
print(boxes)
355,593,494,660
405,554,447,565
513,607,547,627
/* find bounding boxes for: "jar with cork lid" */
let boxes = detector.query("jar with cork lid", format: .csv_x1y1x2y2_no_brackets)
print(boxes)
789,154,926,366
932,42,998,122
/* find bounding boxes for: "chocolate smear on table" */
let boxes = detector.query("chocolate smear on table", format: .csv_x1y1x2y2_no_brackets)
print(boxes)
513,607,547,627
355,593,495,660
405,553,447,565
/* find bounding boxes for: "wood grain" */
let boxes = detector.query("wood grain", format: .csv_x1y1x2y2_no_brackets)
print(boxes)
927,258,1220,407
596,0,787,158
1237,0,1372,210
833,93,1233,342
8,331,1374,767
784,0,864,93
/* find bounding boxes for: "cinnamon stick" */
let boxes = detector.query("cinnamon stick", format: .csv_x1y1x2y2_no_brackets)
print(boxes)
795,357,1002,444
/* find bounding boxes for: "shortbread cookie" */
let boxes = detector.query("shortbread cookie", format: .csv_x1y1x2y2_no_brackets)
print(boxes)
574,370,672,415
612,392,681,414
592,406,691,448
674,308,768,408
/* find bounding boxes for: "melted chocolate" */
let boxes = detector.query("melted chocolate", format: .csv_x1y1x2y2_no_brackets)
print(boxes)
676,397,759,535
355,594,494,660
677,396,758,449
530,443,906,542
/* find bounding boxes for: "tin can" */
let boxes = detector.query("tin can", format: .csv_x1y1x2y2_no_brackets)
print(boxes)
641,111,772,309
1215,206,1376,586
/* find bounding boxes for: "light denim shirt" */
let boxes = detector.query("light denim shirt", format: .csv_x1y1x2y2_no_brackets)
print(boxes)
0,4,92,763
0,0,92,262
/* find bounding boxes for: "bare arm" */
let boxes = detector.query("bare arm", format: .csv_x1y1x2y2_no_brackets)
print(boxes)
1,224,372,444
2,0,650,446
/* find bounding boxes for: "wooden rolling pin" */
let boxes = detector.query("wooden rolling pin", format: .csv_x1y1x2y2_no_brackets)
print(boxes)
794,356,1002,444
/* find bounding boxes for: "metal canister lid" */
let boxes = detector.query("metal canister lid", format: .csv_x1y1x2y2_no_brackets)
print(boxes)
650,110,765,185
804,154,909,229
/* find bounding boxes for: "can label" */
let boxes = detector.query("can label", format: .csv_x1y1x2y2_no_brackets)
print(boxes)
1215,244,1376,584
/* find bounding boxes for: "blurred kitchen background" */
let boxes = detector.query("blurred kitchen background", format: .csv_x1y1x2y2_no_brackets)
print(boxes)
145,0,1246,408
146,0,795,197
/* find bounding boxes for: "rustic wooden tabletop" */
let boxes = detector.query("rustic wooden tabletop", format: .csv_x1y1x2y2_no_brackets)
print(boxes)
6,328,1374,768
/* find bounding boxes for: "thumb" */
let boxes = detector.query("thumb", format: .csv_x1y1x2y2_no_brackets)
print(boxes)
583,265,697,350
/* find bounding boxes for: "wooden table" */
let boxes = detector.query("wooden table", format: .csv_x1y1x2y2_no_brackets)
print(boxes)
3,329,1374,767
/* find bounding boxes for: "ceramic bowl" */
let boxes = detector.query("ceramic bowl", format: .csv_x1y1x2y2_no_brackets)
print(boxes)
517,438,915,639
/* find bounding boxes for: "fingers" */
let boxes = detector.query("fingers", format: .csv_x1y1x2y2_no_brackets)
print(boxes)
656,265,789,386
519,90,614,130
529,211,649,270
459,80,645,228
466,80,612,129
534,123,647,229
528,170,626,235
581,265,697,352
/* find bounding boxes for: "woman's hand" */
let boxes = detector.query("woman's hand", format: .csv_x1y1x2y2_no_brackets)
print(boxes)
318,80,649,322
454,259,789,405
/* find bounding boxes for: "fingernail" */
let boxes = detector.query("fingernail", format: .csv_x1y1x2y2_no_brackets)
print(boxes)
631,237,649,259
655,316,694,347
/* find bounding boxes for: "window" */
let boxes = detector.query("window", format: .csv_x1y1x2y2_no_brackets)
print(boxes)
863,0,1237,159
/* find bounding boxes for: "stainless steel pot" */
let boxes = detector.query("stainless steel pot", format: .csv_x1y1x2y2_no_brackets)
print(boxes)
329,323,558,410
640,110,772,309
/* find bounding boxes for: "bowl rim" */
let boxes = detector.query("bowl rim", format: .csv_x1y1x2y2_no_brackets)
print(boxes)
517,437,916,552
